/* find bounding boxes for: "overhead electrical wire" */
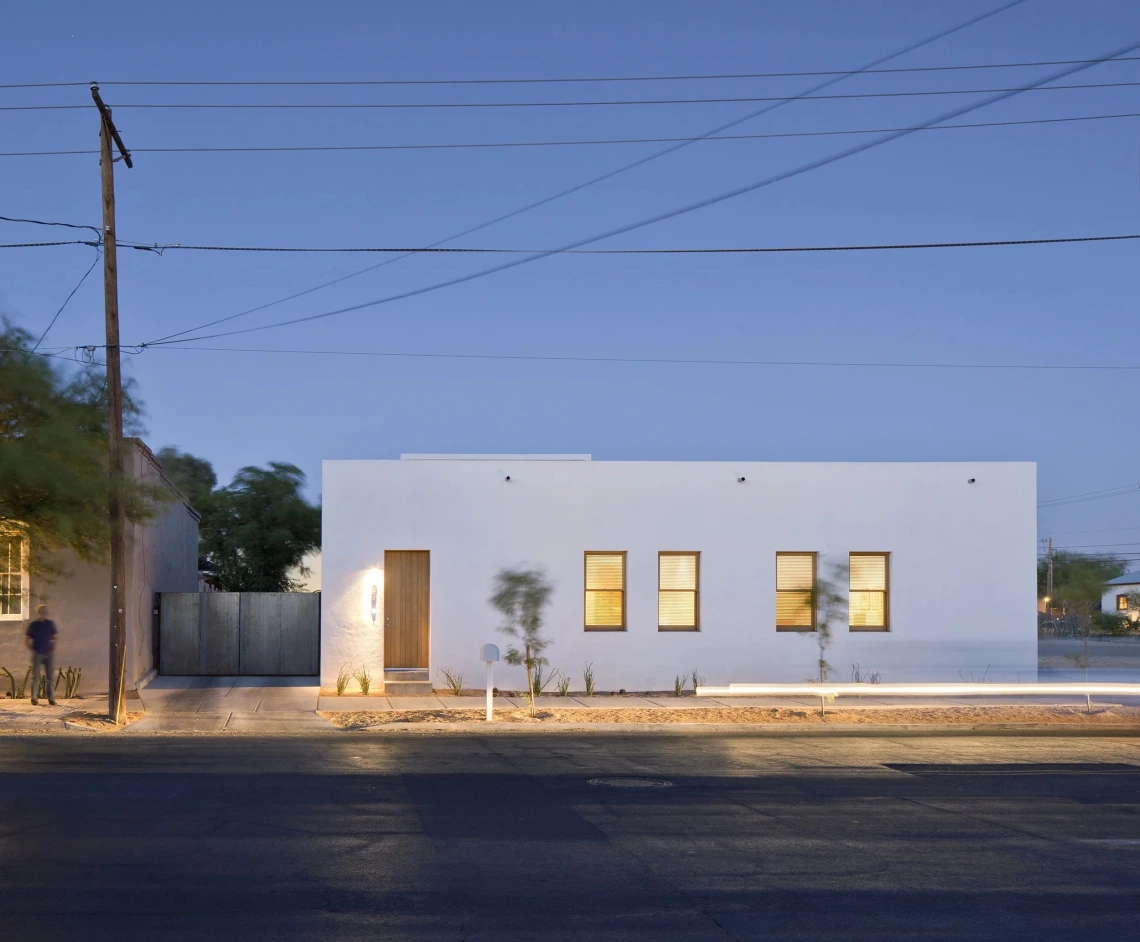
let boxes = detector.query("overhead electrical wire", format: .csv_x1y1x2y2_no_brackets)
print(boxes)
5,109,1140,158
143,35,1140,348
1039,483,1140,508
7,52,1140,88
140,0,1033,345
141,345,1140,373
4,80,1139,111
107,234,1140,254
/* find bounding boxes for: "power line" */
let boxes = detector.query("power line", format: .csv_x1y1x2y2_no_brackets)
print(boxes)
1041,526,1140,536
1039,483,1140,508
142,344,1140,372
138,0,1033,346
9,109,1140,158
3,55,1136,89
145,35,1140,348
6,80,1139,112
0,213,102,238
18,108,1140,159
110,234,1140,254
0,239,98,247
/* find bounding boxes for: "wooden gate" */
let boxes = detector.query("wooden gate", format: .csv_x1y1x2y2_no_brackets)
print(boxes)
159,592,320,676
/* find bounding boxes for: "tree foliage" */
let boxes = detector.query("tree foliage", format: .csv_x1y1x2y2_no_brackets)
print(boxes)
491,567,554,716
1037,551,1127,608
198,461,320,592
0,321,155,578
156,447,216,510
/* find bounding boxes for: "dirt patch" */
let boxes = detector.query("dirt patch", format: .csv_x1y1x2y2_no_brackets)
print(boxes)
319,704,1140,730
62,711,144,730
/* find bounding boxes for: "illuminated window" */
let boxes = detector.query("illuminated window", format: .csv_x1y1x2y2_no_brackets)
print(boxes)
1118,595,1130,612
585,552,625,630
776,552,816,630
850,552,889,630
659,552,699,631
0,535,24,619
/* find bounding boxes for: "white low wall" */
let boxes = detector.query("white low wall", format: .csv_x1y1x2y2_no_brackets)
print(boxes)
321,457,1037,691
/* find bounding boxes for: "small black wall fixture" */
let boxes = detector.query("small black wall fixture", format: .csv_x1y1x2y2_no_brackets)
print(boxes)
505,475,511,482
737,476,746,483
967,478,976,484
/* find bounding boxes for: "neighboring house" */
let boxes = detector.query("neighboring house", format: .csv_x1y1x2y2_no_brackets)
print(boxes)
1103,571,1140,622
0,439,199,694
320,455,1037,691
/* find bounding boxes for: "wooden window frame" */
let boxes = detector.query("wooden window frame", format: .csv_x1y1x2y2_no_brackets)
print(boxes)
1118,594,1130,613
584,551,626,632
0,532,27,621
849,551,890,632
658,551,700,632
775,551,817,632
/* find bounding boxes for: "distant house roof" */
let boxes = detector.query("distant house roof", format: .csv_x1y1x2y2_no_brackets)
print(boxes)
1106,570,1140,586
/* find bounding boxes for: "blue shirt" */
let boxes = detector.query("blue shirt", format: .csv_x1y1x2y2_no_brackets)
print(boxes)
26,619,57,655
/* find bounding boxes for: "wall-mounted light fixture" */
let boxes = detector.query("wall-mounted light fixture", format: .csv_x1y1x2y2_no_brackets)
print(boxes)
370,585,378,624
505,475,511,482
737,476,746,483
967,478,976,484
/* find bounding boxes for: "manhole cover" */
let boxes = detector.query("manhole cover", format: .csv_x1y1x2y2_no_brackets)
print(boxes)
589,776,673,789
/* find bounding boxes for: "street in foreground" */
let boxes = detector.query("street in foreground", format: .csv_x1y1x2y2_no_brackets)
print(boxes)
0,732,1138,940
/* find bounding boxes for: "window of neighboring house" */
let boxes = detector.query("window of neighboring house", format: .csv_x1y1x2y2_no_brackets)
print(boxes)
776,552,816,631
1118,594,1130,612
585,552,625,630
659,552,699,631
850,552,889,630
0,535,25,619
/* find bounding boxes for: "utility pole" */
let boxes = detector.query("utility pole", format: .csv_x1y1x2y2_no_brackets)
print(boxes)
1047,536,1054,601
91,85,133,725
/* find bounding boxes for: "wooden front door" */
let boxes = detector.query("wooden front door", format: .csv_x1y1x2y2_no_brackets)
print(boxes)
383,550,430,668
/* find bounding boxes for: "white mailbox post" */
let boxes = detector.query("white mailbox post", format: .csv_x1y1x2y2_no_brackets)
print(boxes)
480,644,500,722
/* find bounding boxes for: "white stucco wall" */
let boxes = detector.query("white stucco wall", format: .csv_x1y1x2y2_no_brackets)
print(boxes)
321,457,1038,691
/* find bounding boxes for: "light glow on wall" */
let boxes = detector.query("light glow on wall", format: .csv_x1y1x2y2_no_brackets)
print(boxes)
362,567,383,625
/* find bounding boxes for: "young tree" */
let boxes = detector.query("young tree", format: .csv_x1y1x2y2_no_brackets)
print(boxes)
803,562,847,718
199,462,320,591
0,321,156,580
490,567,554,717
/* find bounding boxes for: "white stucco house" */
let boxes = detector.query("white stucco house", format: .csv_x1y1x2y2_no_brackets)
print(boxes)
320,455,1038,692
1103,571,1140,622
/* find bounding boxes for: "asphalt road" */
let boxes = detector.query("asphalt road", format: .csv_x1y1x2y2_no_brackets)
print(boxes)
1,732,1139,941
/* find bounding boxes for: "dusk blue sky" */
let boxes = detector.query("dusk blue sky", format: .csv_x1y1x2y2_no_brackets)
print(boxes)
2,0,1138,561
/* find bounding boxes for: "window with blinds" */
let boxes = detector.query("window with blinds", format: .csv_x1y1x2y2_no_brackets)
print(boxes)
849,552,889,629
0,536,24,618
1118,594,1130,613
776,552,815,630
659,552,699,630
585,552,625,630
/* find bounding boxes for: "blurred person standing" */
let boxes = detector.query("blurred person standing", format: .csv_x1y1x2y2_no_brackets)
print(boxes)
25,604,57,705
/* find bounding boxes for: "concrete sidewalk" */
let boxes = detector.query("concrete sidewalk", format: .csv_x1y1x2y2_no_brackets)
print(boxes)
131,676,330,733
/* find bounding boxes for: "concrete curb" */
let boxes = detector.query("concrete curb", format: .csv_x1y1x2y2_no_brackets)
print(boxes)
343,721,1140,737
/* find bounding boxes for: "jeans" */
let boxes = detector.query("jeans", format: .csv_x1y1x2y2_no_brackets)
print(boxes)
30,653,54,703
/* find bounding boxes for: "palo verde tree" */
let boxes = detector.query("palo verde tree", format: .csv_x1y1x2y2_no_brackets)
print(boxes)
803,560,848,718
0,321,157,582
197,461,321,592
490,567,554,717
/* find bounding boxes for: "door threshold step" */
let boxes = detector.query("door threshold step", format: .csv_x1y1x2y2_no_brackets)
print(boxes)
383,681,434,696
384,669,429,682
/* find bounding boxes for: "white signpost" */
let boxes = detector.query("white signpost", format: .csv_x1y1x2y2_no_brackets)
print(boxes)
480,644,500,722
